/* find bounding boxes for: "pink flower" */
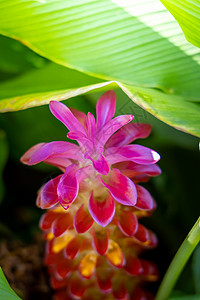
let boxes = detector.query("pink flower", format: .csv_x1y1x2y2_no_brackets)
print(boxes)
21,90,160,228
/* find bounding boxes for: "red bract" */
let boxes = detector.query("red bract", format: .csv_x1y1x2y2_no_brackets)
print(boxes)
21,90,161,299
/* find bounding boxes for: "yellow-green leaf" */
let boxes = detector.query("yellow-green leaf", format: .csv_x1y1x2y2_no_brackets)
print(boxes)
161,0,200,48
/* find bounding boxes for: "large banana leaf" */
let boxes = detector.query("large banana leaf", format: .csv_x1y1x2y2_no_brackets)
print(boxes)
0,35,45,74
0,0,199,96
161,0,200,48
0,0,199,136
0,63,199,137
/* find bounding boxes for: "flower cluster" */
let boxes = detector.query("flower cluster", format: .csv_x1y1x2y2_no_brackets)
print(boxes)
21,90,161,300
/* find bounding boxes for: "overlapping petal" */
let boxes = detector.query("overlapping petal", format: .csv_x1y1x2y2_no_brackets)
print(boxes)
105,123,151,148
92,229,109,255
74,204,94,233
89,192,115,227
87,153,109,175
39,175,62,209
49,101,86,134
52,213,73,237
114,161,161,178
105,144,160,165
96,90,116,129
101,168,137,206
64,236,82,259
57,165,79,209
21,141,80,165
135,185,156,211
117,210,138,236
69,108,87,131
96,115,134,149
86,112,96,141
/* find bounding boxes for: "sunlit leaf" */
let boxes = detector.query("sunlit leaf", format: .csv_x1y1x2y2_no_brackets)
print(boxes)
161,0,200,48
0,0,199,137
0,63,199,137
0,268,21,300
118,83,200,137
0,0,199,96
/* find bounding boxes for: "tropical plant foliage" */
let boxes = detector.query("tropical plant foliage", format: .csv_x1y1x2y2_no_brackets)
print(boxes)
0,268,21,300
0,1,199,299
0,0,199,136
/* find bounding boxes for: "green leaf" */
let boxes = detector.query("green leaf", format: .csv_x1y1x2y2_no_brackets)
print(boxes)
155,217,200,300
0,268,21,300
118,83,200,137
0,0,199,96
0,63,199,137
0,0,200,135
0,35,46,74
192,245,200,294
161,0,200,48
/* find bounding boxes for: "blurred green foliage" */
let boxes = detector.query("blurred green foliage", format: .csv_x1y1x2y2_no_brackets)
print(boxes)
0,130,8,203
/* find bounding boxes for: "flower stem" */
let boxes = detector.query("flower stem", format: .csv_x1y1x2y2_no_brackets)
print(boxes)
155,216,200,300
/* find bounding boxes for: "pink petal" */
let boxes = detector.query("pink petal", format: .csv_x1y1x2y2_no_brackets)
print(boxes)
105,144,160,165
57,165,79,209
67,131,94,151
114,161,161,178
44,157,71,170
49,101,86,134
86,112,96,140
76,165,94,183
117,210,138,236
74,204,94,233
21,141,80,165
20,143,45,164
106,123,152,148
132,174,150,183
135,185,156,210
92,229,109,255
89,192,115,227
40,175,62,209
96,90,116,129
69,107,87,131
52,213,73,237
96,115,134,149
86,153,109,175
101,168,137,206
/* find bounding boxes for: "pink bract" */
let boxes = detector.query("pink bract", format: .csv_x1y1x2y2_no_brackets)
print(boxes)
21,90,160,227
